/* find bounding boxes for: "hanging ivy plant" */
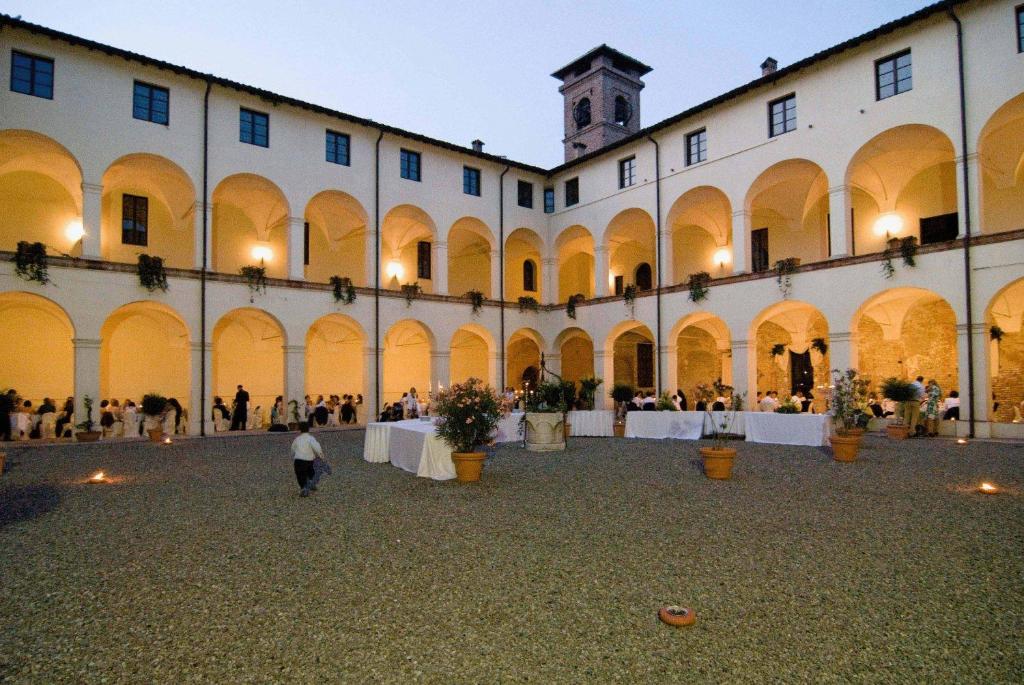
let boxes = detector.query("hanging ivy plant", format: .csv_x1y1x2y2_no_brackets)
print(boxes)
566,293,584,320
811,337,829,355
774,258,799,299
623,284,637,310
14,241,49,285
899,236,919,268
770,343,787,358
330,276,356,305
990,325,1004,342
517,295,539,313
239,265,267,302
466,289,484,316
137,254,169,292
687,271,711,303
881,252,896,279
401,282,421,307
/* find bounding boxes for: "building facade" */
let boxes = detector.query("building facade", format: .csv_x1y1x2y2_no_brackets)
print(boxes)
1,0,1022,437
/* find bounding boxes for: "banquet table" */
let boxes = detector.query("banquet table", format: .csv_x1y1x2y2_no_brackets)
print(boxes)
362,419,456,480
743,412,830,446
568,410,615,437
625,411,706,440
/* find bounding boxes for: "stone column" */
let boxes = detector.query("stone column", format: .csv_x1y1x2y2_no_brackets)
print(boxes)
433,241,448,294
956,153,982,237
544,352,561,379
287,216,306,281
364,229,378,289
430,351,451,392
594,245,609,297
731,339,751,402
488,353,500,390
595,350,614,409
490,249,501,300
363,345,378,424
73,337,102,429
827,185,852,258
543,257,557,304
189,342,214,435
283,344,306,403
956,322,990,432
193,202,213,270
81,182,103,259
661,345,678,396
829,331,853,373
659,228,673,288
731,210,750,275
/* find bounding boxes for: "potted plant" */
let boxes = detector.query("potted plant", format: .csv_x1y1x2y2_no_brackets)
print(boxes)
523,380,567,451
775,400,800,414
701,392,743,480
774,257,799,298
137,254,169,292
401,282,421,306
433,378,502,482
623,284,637,312
141,393,168,442
14,241,50,285
287,399,301,431
577,376,603,411
610,383,635,437
466,289,485,316
656,392,679,411
240,264,267,302
881,377,917,440
566,293,584,320
829,368,871,462
687,271,711,303
330,275,356,305
517,296,539,313
75,395,101,442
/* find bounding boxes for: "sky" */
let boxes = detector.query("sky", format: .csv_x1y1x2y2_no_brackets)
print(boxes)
2,0,933,167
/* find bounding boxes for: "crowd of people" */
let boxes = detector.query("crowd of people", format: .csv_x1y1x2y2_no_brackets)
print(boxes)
212,385,365,432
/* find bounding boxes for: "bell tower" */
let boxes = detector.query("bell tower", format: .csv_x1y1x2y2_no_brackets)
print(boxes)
552,45,651,161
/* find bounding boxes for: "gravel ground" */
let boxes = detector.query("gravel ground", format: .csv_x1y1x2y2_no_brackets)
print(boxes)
0,432,1022,683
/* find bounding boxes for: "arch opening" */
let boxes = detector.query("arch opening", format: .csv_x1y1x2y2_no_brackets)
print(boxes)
304,190,368,285
212,174,290,279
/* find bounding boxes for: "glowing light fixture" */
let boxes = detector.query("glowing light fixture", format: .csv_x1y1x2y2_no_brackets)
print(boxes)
88,471,106,484
713,248,731,267
386,260,405,281
873,213,903,238
163,437,173,445
978,482,998,494
956,438,968,445
251,244,273,262
65,220,85,243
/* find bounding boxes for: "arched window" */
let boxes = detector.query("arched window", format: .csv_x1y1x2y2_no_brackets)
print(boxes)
573,98,591,129
523,259,537,292
635,262,652,290
614,96,632,126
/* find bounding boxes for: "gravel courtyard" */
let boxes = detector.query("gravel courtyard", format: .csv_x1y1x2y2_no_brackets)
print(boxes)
1,432,1022,683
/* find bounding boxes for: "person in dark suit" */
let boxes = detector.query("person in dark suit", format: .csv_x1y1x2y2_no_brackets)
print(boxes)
0,389,15,441
230,384,249,431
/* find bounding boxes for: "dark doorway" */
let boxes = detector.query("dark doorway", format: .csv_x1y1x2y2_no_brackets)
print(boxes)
789,350,813,396
521,366,539,390
636,342,654,389
752,228,769,272
635,262,653,290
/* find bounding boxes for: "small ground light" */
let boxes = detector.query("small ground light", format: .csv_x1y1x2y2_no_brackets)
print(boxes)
88,471,106,484
956,438,968,444
978,482,998,494
163,437,172,445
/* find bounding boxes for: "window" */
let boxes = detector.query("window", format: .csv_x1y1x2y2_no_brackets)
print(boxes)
121,194,148,246
686,129,707,166
635,263,652,290
751,228,770,272
133,81,169,125
614,275,624,296
876,50,912,100
463,166,481,196
326,130,350,165
636,343,654,389
523,260,536,292
1018,5,1024,52
768,94,796,137
544,188,555,214
614,96,632,126
518,180,533,209
400,149,421,181
618,157,636,189
303,222,310,266
573,98,591,129
417,240,431,279
10,51,53,99
565,178,579,207
919,212,959,245
239,108,268,147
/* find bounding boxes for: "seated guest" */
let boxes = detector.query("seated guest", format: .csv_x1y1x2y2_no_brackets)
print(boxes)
711,399,726,412
37,397,56,416
642,392,656,411
867,393,883,418
676,389,688,411
99,399,115,435
14,400,33,440
694,399,708,412
753,392,763,411
942,391,960,421
55,396,75,438
758,391,778,412
671,394,681,411
212,396,231,431
632,392,644,411
881,397,897,417
341,396,356,424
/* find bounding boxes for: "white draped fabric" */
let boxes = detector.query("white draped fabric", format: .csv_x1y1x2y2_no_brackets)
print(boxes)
625,411,705,440
363,419,456,480
744,412,830,446
494,412,524,443
568,410,615,437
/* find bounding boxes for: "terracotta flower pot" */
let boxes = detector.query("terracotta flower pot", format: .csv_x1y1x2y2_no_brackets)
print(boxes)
148,428,164,443
76,431,101,443
564,421,571,440
613,422,625,438
886,423,909,441
700,446,736,480
658,606,696,627
452,451,486,483
830,432,862,462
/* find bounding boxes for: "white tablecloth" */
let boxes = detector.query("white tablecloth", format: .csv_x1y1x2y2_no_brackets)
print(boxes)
625,411,705,440
494,412,524,443
743,412,830,446
568,410,615,436
362,419,455,480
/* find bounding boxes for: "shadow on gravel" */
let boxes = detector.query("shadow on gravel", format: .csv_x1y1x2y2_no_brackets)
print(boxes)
0,484,62,528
